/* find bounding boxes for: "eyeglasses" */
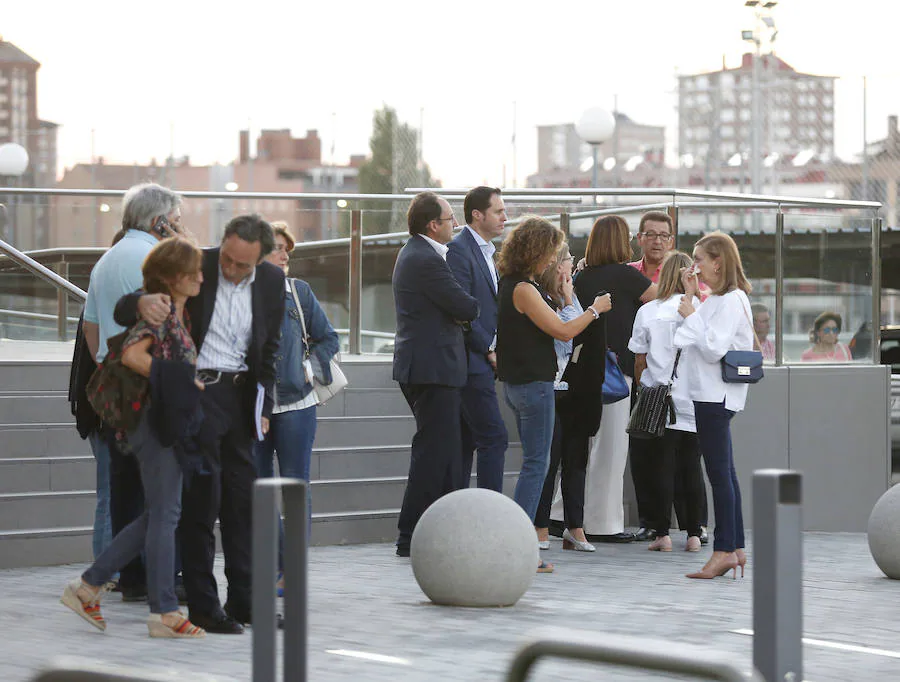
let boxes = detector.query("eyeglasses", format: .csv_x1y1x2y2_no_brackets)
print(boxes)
821,326,840,334
640,232,673,242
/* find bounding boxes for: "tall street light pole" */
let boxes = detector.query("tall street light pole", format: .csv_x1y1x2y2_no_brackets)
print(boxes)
575,107,616,196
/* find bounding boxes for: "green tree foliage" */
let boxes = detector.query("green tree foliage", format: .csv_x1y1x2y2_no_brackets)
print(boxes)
358,106,437,234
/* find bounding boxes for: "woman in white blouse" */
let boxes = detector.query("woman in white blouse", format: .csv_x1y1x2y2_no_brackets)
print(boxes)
628,252,705,553
674,232,754,580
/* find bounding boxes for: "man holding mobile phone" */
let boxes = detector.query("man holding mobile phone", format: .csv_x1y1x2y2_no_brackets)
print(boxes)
81,183,184,602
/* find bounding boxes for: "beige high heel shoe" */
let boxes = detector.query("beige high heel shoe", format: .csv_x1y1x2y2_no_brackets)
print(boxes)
686,551,739,579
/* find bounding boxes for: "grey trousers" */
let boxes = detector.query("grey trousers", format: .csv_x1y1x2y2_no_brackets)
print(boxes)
82,413,183,614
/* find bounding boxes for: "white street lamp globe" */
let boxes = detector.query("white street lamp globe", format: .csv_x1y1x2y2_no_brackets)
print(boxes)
575,108,616,145
0,143,29,177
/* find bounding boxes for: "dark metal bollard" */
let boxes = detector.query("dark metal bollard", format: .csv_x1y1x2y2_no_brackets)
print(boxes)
252,478,308,682
752,469,803,682
252,480,280,682
282,479,308,682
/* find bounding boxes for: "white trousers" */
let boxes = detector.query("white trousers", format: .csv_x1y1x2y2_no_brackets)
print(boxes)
551,376,631,535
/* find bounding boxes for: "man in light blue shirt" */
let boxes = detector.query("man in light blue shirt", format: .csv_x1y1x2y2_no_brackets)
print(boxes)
81,182,183,602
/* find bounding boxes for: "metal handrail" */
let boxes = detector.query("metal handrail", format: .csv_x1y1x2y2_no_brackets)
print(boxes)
0,308,79,324
410,186,883,209
506,629,764,682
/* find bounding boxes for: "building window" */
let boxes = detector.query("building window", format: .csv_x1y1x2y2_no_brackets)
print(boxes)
721,126,734,138
721,108,735,122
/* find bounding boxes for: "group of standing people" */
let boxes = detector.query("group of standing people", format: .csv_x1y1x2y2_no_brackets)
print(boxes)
394,190,757,579
66,183,338,638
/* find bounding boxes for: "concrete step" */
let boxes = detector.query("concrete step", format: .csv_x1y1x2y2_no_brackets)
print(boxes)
0,490,95,532
314,415,416,449
316,387,410,418
0,394,74,425
310,509,398,546
334,358,393,389
310,477,406,514
0,424,90,459
0,526,93,569
0,361,71,393
0,456,95,494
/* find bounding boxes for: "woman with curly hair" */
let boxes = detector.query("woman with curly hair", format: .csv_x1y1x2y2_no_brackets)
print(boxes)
496,216,611,572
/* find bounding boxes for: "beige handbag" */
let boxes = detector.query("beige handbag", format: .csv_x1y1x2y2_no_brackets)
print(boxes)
289,279,348,405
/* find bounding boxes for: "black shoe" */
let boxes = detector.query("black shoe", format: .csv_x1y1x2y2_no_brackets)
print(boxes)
587,532,635,544
396,546,410,557
190,610,244,634
120,585,148,603
633,527,657,542
224,602,252,626
700,527,709,545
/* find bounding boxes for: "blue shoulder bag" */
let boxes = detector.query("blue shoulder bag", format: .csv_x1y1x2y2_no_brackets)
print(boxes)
602,350,630,404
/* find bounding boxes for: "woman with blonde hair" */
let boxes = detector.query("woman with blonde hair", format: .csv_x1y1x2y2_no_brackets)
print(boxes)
628,251,705,552
554,215,656,543
496,217,611,572
675,231,755,579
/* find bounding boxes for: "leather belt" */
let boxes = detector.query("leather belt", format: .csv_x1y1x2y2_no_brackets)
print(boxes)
197,369,247,386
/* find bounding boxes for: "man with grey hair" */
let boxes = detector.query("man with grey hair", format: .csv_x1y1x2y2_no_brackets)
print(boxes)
82,182,183,602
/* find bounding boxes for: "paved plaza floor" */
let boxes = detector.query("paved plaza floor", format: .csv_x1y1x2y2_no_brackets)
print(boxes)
1,532,898,681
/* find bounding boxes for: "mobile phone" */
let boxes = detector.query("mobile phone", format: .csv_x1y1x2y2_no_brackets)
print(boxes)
687,264,700,276
151,215,173,238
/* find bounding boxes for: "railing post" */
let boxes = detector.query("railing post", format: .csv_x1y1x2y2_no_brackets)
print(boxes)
667,204,679,244
559,210,569,237
252,480,280,682
753,469,803,682
54,259,69,342
349,209,362,355
873,215,883,363
282,479,308,682
774,209,784,366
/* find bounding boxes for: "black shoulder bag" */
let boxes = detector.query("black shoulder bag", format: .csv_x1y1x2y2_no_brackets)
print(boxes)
627,349,681,440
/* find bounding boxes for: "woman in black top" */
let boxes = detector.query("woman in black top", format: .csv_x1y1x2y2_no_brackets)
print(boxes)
496,216,611,573
552,215,655,542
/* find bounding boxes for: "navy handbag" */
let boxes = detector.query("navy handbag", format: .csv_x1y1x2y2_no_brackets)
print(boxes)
721,300,765,384
602,351,630,403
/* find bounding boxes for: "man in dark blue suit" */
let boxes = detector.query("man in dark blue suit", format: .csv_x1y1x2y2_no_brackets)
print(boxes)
447,186,509,492
393,192,480,556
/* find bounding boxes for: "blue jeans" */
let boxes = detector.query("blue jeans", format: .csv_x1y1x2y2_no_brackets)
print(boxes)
83,414,183,614
504,381,555,522
88,430,112,560
253,405,317,569
694,400,745,553
460,372,508,492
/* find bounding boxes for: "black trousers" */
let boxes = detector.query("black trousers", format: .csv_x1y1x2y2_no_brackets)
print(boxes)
652,429,705,537
396,383,463,549
534,391,589,530
629,435,656,528
181,381,256,618
105,426,146,590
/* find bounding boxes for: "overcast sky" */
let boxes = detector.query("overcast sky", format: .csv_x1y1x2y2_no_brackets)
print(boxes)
5,0,900,186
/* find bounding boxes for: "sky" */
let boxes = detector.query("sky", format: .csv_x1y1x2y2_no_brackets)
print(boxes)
6,0,900,187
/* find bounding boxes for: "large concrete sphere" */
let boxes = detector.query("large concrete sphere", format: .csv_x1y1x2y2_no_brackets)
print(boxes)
410,489,538,607
867,484,900,579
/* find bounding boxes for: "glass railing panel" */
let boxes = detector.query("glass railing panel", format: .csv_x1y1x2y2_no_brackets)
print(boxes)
0,259,80,341
359,210,401,354
781,211,874,364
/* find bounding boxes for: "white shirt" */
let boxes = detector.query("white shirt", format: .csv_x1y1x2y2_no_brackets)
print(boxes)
196,266,255,372
673,289,755,413
465,225,498,292
419,234,448,260
629,295,698,432
554,299,583,391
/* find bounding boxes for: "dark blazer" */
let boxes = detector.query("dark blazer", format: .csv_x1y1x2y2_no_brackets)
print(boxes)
446,227,497,377
115,247,285,424
392,235,479,388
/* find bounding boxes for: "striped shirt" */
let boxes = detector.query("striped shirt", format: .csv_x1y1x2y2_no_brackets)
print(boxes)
196,266,255,372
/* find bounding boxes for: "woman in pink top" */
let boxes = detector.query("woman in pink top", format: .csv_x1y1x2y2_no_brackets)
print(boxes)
800,312,853,362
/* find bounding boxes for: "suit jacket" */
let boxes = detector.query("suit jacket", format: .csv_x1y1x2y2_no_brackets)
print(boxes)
392,235,480,388
115,247,285,426
446,227,497,377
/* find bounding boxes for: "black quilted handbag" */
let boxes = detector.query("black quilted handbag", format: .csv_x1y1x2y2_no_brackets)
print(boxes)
627,350,680,440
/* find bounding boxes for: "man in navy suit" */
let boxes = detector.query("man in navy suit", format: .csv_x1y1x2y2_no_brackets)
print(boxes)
447,186,509,492
393,192,480,556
